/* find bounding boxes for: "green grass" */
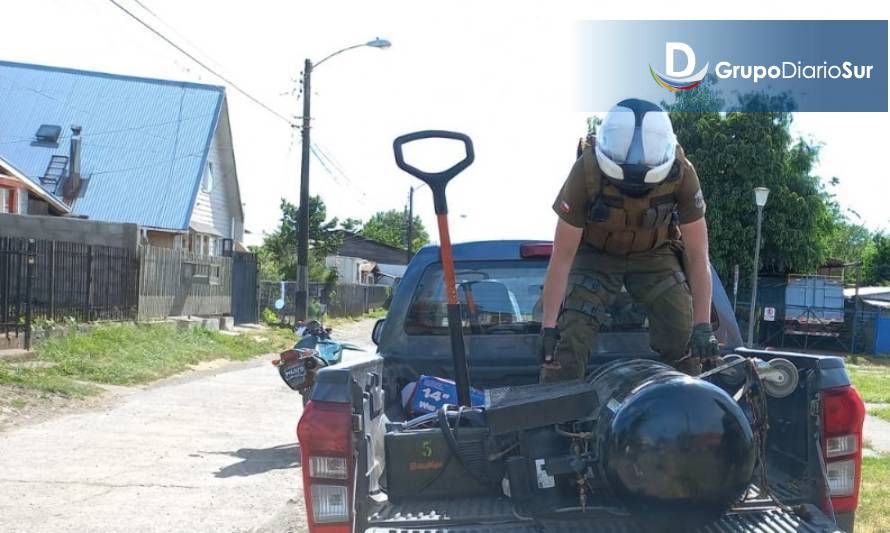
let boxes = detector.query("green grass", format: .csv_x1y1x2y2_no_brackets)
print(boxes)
858,455,890,533
0,362,102,397
847,354,890,367
326,308,387,327
34,323,294,386
847,365,890,403
868,407,890,423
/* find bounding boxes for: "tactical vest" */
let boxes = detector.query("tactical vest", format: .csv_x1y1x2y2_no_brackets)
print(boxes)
580,144,684,256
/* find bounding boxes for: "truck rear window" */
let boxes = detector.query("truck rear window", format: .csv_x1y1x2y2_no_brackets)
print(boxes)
404,260,649,335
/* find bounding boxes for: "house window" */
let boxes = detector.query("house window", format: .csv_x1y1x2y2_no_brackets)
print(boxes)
209,265,221,285
202,162,214,193
0,188,14,214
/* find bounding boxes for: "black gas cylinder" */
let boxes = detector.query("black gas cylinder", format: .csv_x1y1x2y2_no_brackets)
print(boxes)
588,359,756,513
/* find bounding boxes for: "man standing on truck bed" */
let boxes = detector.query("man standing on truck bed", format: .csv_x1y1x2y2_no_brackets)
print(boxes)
539,98,719,381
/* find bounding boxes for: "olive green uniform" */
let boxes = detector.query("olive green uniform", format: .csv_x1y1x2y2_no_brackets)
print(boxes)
542,143,706,382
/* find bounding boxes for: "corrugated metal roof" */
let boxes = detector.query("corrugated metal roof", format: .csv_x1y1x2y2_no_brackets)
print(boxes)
0,60,224,230
0,154,70,213
862,299,890,310
844,286,890,299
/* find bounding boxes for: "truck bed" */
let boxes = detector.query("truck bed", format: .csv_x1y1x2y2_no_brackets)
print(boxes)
305,242,858,532
365,496,840,532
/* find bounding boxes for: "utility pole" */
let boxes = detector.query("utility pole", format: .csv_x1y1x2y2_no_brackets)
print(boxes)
295,58,312,322
851,261,862,353
405,186,414,264
293,39,391,322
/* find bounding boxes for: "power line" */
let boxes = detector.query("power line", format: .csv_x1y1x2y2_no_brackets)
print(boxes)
308,143,342,185
130,0,158,17
312,140,369,199
0,112,218,146
88,150,204,176
105,0,296,128
126,0,236,82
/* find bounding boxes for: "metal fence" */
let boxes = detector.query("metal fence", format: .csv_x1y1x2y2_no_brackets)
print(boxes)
138,246,232,320
259,281,390,319
2,235,140,326
0,237,260,340
33,239,140,322
1,237,35,346
733,301,881,355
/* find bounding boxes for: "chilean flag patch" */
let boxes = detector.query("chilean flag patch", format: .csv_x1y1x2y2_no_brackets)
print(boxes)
560,200,571,214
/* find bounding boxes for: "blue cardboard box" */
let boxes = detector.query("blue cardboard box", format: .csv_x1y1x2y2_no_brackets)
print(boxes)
408,375,485,415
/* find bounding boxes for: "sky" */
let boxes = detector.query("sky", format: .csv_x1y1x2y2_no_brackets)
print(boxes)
2,0,888,246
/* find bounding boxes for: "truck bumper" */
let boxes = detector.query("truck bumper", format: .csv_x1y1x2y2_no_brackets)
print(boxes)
835,511,854,532
365,500,842,532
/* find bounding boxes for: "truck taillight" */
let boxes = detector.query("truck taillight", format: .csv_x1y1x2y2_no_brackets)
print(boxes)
297,400,354,532
520,242,552,258
820,385,865,513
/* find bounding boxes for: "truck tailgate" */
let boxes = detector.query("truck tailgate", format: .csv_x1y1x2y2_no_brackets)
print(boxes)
364,497,841,532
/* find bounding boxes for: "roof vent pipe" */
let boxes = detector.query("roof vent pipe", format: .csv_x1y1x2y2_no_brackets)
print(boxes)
63,125,83,202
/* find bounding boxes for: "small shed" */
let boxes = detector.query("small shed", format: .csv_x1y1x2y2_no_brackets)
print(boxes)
373,263,408,286
844,287,890,355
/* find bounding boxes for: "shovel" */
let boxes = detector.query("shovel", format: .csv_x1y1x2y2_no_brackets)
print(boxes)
393,130,475,406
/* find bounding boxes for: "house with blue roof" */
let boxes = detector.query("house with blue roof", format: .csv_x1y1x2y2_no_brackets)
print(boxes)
0,60,244,254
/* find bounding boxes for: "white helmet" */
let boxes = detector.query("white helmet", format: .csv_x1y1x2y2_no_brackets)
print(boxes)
595,99,677,192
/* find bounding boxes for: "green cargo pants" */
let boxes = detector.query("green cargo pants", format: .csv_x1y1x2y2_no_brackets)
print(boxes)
540,242,693,383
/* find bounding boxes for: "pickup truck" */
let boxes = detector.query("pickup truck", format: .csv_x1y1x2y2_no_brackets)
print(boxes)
297,240,865,533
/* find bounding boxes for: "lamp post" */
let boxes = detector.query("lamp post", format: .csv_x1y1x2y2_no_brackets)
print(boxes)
295,38,391,322
747,187,770,347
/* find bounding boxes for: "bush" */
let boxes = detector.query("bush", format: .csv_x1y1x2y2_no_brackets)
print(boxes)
261,308,279,325
308,299,323,319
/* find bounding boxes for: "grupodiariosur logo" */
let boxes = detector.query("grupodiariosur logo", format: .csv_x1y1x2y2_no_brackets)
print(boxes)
649,42,709,92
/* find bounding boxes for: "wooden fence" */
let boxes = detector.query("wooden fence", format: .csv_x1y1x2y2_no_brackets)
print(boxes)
0,237,255,327
259,281,390,319
137,246,232,320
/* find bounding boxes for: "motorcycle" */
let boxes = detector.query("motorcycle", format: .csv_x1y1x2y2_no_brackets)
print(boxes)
271,320,364,405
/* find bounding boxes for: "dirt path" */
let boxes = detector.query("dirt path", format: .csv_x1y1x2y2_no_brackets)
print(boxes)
865,403,890,456
0,319,377,533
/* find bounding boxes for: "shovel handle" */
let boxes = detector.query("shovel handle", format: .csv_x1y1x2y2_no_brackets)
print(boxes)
393,130,475,214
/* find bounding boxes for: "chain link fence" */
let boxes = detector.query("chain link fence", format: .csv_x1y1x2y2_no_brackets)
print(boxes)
732,301,881,355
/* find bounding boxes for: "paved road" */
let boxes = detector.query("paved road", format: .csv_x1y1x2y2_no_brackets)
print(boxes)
0,320,376,533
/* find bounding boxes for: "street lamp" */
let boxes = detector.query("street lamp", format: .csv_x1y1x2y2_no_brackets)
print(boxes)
746,187,770,347
295,38,391,322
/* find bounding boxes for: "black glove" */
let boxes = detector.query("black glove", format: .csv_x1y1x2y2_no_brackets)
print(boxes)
690,322,720,368
539,327,560,368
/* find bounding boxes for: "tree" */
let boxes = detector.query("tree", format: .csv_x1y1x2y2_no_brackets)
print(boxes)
340,217,363,232
824,212,875,284
361,209,430,253
863,234,890,286
663,79,839,279
255,196,343,281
